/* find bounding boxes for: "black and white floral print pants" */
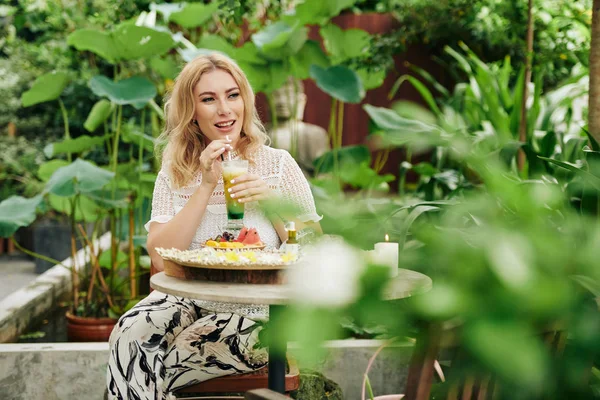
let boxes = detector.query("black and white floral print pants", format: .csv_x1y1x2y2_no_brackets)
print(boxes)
106,290,267,400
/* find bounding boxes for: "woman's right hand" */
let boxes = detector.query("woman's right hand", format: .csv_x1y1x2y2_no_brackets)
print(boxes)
199,138,233,188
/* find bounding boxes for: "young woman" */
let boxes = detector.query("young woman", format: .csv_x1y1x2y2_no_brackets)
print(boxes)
106,53,321,400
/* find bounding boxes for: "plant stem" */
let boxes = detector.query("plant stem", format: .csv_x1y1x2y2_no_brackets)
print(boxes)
148,99,165,121
10,237,64,268
128,202,137,299
58,98,72,163
70,197,79,311
518,0,534,173
112,105,123,173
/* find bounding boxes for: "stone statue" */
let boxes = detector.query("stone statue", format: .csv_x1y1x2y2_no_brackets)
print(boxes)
267,78,330,175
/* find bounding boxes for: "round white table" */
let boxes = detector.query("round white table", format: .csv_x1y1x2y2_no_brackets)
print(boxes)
150,269,432,393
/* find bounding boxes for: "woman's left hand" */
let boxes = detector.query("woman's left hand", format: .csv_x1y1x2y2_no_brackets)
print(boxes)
228,174,271,203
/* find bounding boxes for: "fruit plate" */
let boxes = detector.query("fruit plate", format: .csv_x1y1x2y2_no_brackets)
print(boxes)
204,243,266,251
156,247,296,271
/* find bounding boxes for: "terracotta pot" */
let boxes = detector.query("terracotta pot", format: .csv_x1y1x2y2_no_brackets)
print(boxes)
66,312,118,342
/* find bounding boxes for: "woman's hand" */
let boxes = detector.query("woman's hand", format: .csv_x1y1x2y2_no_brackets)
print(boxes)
199,138,233,188
228,174,271,203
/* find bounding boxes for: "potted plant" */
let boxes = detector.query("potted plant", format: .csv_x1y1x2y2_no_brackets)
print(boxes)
0,20,176,340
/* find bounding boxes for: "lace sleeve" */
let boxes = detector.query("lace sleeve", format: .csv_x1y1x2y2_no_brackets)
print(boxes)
144,170,175,232
279,150,322,223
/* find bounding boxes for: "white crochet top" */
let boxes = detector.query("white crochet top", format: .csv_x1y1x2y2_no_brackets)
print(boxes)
146,145,321,319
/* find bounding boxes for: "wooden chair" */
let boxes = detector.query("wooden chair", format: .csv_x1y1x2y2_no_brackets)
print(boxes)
172,354,300,399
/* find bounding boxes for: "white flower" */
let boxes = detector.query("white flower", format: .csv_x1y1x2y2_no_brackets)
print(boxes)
287,237,365,307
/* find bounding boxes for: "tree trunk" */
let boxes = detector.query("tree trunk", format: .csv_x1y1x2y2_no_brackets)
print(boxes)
518,0,534,172
589,0,600,144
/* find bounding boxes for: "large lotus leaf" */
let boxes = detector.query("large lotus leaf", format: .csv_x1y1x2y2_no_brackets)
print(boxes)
149,56,180,80
237,61,268,94
234,42,266,65
84,99,114,132
44,135,110,158
66,29,117,62
285,0,359,25
357,68,386,90
264,62,289,94
309,65,364,103
45,159,115,197
67,25,174,64
320,25,370,64
85,189,130,210
89,75,157,109
169,2,219,28
0,195,43,237
252,21,307,59
197,34,237,57
37,160,70,182
290,40,330,80
149,2,185,21
21,71,70,107
313,145,371,174
48,193,102,222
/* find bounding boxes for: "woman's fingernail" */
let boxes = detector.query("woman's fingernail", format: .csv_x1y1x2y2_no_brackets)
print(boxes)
221,147,225,151
230,179,235,184
227,188,232,193
230,193,235,198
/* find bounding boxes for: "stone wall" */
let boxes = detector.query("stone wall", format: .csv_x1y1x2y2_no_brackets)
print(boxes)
0,340,412,400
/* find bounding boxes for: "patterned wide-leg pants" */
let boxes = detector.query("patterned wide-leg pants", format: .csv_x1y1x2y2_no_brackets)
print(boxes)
106,290,267,400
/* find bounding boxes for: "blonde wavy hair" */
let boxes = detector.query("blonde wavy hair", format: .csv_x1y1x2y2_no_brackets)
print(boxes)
156,53,269,188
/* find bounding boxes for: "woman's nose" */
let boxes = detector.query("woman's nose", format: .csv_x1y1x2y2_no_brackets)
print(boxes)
217,100,231,115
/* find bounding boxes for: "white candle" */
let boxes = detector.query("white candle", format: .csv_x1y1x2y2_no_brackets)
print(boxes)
373,234,399,277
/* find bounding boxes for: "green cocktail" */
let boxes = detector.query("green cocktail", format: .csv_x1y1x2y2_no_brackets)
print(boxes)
222,159,248,228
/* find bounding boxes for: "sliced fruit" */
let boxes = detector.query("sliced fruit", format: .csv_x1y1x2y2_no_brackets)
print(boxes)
242,228,262,245
205,240,218,247
237,227,249,242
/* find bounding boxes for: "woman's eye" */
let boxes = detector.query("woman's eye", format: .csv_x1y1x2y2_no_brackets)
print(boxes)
201,97,214,103
229,93,240,99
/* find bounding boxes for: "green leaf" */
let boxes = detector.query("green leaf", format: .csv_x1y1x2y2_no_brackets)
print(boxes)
309,65,364,103
357,68,386,91
99,249,128,269
21,71,70,107
320,25,370,64
45,159,115,197
252,21,307,59
313,145,371,174
89,75,157,109
391,101,437,125
389,75,442,116
290,40,330,80
464,320,548,388
539,157,600,190
149,56,180,80
286,0,359,25
583,127,600,151
363,104,440,133
84,100,114,132
37,160,70,182
67,25,174,64
0,195,43,237
169,2,219,28
44,135,109,157
197,34,237,57
48,193,102,222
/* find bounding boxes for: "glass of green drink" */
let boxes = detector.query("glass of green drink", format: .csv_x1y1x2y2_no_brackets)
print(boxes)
222,159,248,229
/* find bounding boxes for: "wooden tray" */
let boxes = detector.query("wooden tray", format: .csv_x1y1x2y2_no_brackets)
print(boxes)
157,248,295,284
163,261,287,284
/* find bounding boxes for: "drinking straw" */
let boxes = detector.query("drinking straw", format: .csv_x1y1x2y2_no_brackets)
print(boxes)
226,135,232,161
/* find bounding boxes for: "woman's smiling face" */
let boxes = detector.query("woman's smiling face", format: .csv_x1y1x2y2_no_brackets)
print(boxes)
193,69,245,145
